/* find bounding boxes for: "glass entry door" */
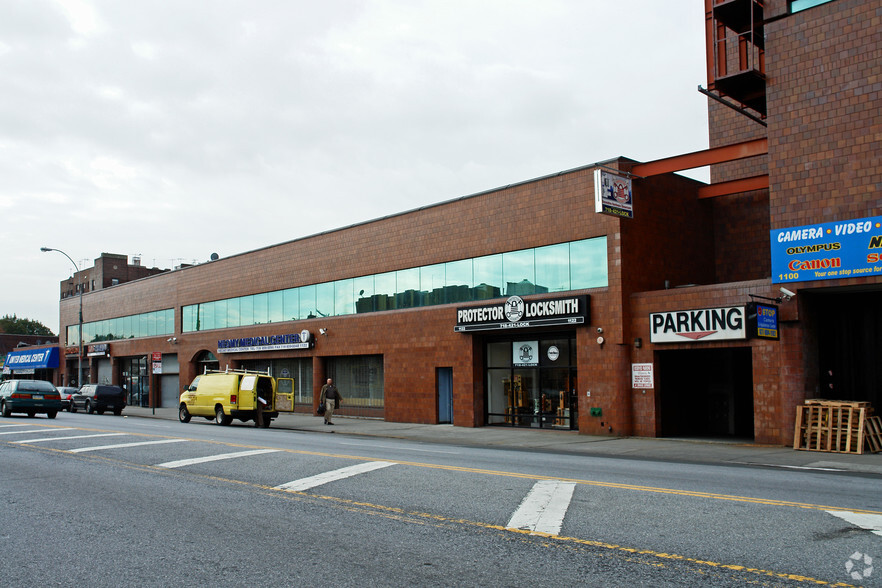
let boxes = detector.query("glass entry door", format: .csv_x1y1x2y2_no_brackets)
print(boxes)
485,334,577,430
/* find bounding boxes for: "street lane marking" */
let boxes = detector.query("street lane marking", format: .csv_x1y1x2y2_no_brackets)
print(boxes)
826,510,882,537
276,461,395,492
0,424,30,428
69,439,188,453
8,431,880,518
507,480,575,535
339,442,459,454
15,433,126,444
0,428,74,435
156,449,281,468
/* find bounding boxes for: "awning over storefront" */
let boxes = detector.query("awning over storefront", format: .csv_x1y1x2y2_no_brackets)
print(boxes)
4,347,60,370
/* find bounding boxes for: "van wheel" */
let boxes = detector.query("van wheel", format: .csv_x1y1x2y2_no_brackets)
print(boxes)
85,400,94,414
179,405,191,423
1,401,10,417
47,411,57,419
215,407,231,426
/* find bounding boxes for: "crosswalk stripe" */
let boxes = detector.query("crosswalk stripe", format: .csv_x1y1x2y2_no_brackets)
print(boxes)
276,461,396,492
0,428,74,435
156,449,281,468
507,479,576,535
15,433,126,444
69,439,188,453
826,510,882,537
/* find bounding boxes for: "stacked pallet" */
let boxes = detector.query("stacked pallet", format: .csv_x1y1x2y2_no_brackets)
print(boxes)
793,400,882,454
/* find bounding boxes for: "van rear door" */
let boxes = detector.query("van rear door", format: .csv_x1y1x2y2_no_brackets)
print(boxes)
274,378,295,412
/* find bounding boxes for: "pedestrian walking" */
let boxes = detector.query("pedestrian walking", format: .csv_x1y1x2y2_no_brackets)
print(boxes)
320,378,341,425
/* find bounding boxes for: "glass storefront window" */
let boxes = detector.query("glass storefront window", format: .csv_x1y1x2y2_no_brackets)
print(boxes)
335,279,355,316
299,284,317,319
486,334,577,430
283,288,299,321
327,355,384,410
253,293,268,324
445,259,472,303
570,238,608,289
239,295,254,327
354,275,375,313
503,249,536,296
316,282,335,318
473,254,502,300
267,291,284,323
177,237,608,333
535,243,570,293
374,272,396,311
396,267,420,309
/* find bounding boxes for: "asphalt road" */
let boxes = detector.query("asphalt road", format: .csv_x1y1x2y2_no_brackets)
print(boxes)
1,412,880,587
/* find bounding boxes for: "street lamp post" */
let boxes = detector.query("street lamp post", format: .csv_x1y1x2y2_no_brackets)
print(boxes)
41,247,84,387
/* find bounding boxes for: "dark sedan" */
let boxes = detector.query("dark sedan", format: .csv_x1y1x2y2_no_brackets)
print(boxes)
0,380,62,418
70,384,126,415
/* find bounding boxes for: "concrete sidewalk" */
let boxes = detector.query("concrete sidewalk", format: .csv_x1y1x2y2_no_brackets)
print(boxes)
123,406,882,476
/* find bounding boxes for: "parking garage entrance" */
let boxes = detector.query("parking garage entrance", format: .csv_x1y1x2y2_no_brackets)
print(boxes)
657,347,754,439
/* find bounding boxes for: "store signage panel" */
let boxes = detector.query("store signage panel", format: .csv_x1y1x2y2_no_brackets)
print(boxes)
747,302,779,340
594,169,633,219
649,306,746,343
513,341,539,367
88,343,109,357
217,332,311,354
455,295,589,332
4,347,60,370
771,215,882,283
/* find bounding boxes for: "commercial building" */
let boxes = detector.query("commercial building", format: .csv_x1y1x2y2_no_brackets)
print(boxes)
47,0,880,444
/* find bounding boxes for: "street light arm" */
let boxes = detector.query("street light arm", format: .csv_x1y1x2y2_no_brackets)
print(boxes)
41,247,79,272
41,246,84,387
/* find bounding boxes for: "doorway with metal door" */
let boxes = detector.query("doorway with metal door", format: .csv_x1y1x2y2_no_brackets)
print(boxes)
437,367,453,424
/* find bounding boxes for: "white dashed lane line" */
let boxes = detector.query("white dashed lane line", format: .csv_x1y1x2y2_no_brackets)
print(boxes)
156,449,281,468
69,439,189,453
0,428,75,435
507,479,576,535
276,461,396,492
14,433,126,444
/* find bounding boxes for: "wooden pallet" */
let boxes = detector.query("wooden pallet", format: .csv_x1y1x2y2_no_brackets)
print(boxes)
793,402,878,454
865,415,882,453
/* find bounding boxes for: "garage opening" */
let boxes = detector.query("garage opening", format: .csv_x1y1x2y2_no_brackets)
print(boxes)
812,290,882,408
658,347,754,439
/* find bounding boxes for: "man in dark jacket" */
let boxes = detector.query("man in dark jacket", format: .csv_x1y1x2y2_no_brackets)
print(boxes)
320,378,341,425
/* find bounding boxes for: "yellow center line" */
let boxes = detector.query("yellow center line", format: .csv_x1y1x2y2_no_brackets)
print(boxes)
7,424,882,516
4,436,865,586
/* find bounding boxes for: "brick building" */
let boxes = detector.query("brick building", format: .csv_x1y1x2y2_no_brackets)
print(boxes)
58,253,168,300
49,0,880,444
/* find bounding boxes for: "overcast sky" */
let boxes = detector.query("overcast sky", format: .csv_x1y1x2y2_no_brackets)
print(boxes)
2,0,709,335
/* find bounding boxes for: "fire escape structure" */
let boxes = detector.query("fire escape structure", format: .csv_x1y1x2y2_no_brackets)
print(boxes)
701,0,767,125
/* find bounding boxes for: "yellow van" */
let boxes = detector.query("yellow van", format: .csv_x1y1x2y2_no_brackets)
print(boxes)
178,370,293,428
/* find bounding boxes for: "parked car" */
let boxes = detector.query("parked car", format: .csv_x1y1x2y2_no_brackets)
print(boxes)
0,380,63,418
56,386,79,411
70,384,126,415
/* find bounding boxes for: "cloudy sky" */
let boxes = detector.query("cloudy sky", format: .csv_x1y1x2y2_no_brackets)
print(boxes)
2,0,709,335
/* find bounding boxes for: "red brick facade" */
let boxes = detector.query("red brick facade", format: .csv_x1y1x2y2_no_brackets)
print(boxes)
49,0,882,446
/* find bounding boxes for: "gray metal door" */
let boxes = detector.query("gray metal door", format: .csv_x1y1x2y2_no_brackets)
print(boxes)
437,367,453,424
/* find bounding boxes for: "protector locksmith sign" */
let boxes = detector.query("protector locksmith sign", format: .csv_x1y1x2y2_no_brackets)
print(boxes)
455,294,589,332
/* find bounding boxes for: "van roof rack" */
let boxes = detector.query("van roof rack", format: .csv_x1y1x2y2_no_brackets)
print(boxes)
203,366,271,376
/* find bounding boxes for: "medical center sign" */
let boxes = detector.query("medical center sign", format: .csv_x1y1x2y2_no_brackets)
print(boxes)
455,295,589,332
650,306,746,343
